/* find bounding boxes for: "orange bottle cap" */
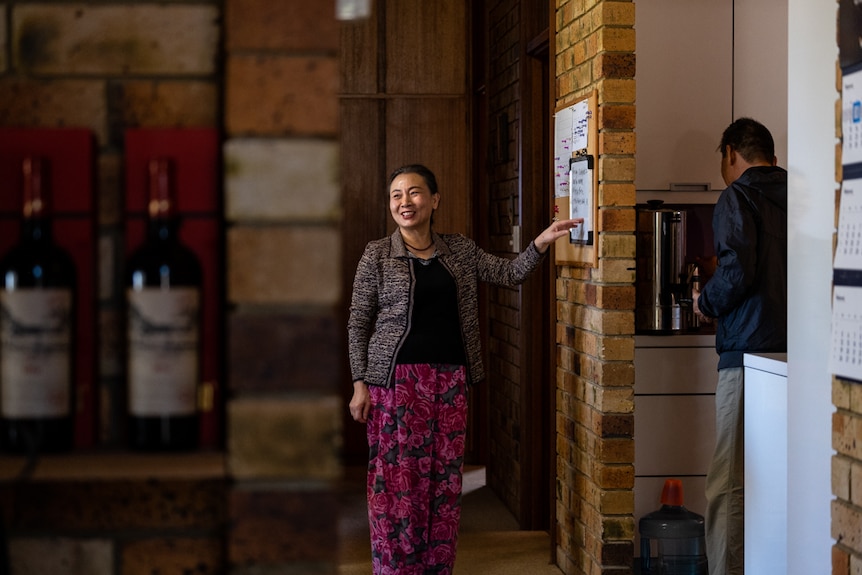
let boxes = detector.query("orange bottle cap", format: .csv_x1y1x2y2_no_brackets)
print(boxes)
661,478,684,506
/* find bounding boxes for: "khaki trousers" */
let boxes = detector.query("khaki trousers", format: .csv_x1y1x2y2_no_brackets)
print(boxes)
705,366,745,575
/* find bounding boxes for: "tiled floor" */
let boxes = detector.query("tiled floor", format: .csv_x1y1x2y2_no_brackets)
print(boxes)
338,465,562,575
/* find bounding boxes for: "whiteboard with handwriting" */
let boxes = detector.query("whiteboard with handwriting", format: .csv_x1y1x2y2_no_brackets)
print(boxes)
554,98,591,198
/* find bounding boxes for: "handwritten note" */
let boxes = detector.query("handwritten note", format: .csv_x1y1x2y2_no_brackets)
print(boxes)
569,156,593,245
554,99,592,198
554,110,573,198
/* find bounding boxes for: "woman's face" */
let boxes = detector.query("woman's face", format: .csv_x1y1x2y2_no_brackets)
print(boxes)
388,172,439,232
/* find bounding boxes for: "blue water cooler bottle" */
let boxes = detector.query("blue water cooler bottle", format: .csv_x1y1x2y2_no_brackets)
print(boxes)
639,478,708,574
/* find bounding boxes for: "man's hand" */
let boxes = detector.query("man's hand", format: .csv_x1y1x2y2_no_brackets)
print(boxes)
692,286,713,325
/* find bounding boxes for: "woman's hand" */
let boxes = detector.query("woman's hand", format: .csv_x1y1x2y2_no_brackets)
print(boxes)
534,218,585,253
349,380,371,423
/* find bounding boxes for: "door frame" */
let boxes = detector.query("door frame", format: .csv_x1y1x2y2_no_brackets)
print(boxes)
519,25,553,531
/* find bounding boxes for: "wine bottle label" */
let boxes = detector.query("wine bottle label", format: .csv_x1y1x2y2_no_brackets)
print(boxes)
127,287,200,416
0,289,72,418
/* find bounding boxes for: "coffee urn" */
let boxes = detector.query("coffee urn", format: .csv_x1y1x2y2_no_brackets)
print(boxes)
636,200,692,333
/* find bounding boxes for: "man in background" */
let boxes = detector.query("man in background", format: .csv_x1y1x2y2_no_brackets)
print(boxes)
693,117,788,575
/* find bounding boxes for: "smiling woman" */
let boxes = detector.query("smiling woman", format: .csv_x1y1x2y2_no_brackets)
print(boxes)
387,165,440,254
346,163,581,575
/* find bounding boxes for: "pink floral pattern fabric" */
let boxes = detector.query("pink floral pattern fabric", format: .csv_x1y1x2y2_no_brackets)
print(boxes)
366,363,468,575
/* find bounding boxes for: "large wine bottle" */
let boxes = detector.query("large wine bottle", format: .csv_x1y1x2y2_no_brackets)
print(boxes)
0,156,76,453
126,157,202,451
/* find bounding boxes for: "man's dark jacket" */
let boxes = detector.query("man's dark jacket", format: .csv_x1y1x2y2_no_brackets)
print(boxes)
698,165,788,369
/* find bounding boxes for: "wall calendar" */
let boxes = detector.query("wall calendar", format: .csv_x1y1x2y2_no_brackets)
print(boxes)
832,137,862,381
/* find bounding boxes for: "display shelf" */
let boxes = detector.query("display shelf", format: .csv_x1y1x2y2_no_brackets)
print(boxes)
0,451,226,482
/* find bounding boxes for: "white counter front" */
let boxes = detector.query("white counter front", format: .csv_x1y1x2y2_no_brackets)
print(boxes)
743,352,788,575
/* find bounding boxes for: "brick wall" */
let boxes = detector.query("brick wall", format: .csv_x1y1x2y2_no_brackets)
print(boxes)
832,381,862,575
553,1,637,573
223,1,341,573
485,0,527,519
0,1,343,573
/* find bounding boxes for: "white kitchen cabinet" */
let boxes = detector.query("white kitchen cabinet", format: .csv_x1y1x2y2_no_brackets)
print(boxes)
635,0,733,192
744,352,788,575
733,0,788,165
635,0,788,193
633,334,718,557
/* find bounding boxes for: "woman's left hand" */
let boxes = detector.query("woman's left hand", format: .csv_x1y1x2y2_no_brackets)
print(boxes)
534,218,584,253
349,380,372,423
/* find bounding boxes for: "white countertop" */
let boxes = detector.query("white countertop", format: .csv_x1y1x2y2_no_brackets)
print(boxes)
744,352,788,376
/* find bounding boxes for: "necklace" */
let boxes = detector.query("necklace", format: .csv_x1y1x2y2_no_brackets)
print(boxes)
403,238,434,251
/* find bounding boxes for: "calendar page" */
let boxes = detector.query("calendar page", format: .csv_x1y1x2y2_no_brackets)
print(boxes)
843,68,862,167
830,285,862,382
835,179,862,270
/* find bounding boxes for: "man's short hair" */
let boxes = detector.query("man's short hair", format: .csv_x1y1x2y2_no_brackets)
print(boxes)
719,118,775,164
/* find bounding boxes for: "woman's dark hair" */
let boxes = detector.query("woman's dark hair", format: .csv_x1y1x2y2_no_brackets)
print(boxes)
719,117,775,164
387,164,439,196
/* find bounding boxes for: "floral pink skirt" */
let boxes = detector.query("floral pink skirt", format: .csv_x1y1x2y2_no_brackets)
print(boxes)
366,363,468,575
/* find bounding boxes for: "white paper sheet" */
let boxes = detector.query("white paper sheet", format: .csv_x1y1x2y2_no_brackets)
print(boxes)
830,284,862,382
835,179,862,271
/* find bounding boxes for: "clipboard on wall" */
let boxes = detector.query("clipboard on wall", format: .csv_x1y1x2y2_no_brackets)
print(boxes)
568,155,594,245
553,90,598,266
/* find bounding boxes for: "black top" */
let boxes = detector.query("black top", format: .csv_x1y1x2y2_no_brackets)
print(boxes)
396,257,467,366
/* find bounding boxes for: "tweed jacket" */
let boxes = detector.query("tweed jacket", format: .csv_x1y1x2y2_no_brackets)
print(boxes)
348,230,546,388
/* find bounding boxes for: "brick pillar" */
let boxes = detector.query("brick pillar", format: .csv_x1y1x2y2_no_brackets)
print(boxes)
832,371,862,571
553,1,637,573
222,1,343,572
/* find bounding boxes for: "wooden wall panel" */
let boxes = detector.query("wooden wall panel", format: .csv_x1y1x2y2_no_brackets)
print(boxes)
339,98,387,462
385,97,472,237
340,99,388,246
340,15,379,95
385,0,468,94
